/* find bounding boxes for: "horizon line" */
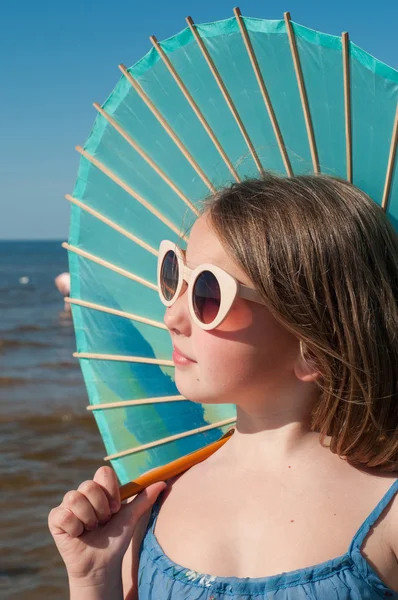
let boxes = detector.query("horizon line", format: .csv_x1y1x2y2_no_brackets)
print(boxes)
0,238,66,243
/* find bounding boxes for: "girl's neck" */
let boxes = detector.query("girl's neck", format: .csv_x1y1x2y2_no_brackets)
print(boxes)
225,422,326,472
219,384,325,472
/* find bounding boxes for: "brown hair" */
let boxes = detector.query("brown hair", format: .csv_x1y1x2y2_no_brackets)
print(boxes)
203,173,398,472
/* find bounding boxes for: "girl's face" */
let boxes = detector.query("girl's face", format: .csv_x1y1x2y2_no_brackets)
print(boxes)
164,213,305,408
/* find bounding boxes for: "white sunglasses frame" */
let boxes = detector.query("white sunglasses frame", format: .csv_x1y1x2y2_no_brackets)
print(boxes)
157,240,266,331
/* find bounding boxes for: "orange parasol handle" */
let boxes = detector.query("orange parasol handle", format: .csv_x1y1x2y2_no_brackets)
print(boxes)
119,427,235,501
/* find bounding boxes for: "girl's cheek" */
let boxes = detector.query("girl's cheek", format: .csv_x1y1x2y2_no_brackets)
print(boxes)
191,299,255,361
216,300,254,332
191,329,224,369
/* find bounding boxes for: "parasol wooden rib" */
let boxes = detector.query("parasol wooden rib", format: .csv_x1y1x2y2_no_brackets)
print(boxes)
65,195,159,256
284,12,320,173
186,15,264,175
233,7,293,177
93,102,200,216
76,146,189,241
62,243,158,291
65,297,166,330
382,103,398,212
87,395,186,410
74,352,173,366
342,31,353,183
149,35,240,183
119,64,216,193
105,418,237,461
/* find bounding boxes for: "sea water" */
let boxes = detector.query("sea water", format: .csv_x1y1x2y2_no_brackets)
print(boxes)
0,241,103,599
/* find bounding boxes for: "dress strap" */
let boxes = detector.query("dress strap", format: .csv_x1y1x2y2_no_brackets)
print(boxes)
148,490,165,533
349,478,398,552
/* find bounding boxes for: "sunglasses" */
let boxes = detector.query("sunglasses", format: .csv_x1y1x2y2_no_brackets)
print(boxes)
157,240,266,330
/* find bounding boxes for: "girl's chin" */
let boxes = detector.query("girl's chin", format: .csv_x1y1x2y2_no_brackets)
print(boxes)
175,371,234,405
175,383,229,405
186,395,229,405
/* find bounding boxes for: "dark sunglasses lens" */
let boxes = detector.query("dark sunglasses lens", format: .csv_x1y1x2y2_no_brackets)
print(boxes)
193,271,221,325
160,250,179,301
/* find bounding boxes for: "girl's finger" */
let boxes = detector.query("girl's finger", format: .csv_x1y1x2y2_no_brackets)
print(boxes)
48,506,85,538
61,490,98,530
93,466,121,514
77,480,112,524
105,481,167,544
116,482,167,531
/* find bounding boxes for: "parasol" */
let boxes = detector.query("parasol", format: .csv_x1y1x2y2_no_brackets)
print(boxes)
63,9,398,497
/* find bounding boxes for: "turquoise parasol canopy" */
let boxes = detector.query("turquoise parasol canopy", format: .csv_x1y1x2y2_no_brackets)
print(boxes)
64,10,398,485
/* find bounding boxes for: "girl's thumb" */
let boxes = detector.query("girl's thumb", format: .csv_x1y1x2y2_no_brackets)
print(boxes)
108,481,167,539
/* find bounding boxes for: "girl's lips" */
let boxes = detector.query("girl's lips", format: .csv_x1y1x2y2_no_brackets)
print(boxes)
172,347,196,365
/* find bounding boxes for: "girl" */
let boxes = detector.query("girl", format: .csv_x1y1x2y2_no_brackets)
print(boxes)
49,173,398,599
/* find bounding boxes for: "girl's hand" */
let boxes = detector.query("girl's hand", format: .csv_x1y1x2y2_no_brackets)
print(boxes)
48,466,166,587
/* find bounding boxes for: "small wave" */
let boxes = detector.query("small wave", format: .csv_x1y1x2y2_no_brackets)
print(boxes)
2,322,73,335
0,339,51,351
38,360,79,370
11,324,44,333
0,376,31,387
0,374,81,387
0,566,40,578
0,376,85,391
0,411,94,427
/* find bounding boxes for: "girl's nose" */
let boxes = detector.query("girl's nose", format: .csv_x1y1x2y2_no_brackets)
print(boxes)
163,287,191,336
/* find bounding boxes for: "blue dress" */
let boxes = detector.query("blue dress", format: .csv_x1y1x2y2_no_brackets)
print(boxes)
138,478,398,599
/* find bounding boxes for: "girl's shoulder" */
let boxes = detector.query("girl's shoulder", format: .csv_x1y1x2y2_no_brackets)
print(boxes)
152,458,398,589
357,470,398,590
162,460,398,550
374,471,398,558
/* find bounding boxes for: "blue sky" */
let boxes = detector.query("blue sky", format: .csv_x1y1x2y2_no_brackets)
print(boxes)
1,0,397,240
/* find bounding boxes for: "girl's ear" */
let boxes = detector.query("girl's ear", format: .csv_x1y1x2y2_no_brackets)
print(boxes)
294,342,321,383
